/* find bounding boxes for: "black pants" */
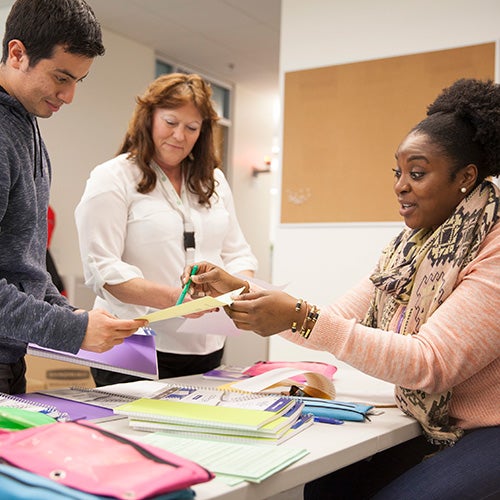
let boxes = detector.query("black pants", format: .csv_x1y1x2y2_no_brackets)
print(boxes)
304,434,440,499
91,348,224,386
0,358,27,394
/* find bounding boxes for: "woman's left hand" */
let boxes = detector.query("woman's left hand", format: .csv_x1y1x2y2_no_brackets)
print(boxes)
224,289,298,336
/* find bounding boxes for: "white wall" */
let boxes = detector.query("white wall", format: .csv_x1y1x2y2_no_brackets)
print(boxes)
230,86,279,282
223,86,279,365
272,0,500,361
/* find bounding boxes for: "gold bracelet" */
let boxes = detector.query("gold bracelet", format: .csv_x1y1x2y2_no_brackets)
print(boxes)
301,328,312,339
299,303,319,339
291,298,305,332
307,304,320,323
298,303,310,337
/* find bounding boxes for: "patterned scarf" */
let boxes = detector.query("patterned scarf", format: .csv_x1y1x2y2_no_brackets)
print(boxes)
362,180,499,445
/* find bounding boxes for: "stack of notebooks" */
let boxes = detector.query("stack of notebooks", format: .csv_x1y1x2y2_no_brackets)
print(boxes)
113,385,314,445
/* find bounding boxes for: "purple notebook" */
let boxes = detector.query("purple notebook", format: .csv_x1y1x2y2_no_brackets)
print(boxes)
14,392,115,421
27,329,158,379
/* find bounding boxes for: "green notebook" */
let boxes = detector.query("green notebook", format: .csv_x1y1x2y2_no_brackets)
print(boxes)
114,397,286,431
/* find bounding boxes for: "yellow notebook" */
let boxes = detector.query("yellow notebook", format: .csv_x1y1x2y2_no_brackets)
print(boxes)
114,398,286,431
130,413,314,446
128,400,303,438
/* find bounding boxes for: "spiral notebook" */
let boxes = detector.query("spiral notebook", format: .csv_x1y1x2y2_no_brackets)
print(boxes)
14,392,116,422
129,405,313,445
38,381,173,410
27,327,159,380
0,392,69,422
114,396,297,432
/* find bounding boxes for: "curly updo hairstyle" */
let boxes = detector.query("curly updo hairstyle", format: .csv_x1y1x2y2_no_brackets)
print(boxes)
411,78,500,185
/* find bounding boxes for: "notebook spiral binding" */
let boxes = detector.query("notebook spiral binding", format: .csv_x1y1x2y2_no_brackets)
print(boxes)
63,382,294,408
0,392,69,421
69,386,143,401
158,383,295,403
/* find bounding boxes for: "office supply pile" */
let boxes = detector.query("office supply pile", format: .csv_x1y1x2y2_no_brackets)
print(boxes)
0,361,384,489
114,385,314,445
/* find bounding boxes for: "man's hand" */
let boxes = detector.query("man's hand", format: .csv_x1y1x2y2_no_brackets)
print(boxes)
79,309,148,353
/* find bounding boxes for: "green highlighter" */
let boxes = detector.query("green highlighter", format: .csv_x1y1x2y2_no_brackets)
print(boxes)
0,406,56,431
176,264,199,305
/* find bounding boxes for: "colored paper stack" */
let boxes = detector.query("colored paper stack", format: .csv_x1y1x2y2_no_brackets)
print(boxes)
114,386,313,445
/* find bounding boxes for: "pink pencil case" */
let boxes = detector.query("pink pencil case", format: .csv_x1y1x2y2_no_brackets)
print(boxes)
0,420,214,499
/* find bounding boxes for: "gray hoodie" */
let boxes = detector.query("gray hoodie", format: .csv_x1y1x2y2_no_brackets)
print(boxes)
0,88,87,363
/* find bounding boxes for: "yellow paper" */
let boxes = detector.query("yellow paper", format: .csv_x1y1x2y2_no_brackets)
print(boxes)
135,287,244,323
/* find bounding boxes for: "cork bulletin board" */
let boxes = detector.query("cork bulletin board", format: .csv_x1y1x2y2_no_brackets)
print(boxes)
281,43,495,223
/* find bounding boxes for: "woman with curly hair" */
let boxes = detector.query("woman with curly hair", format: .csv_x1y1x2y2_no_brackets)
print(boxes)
75,73,257,386
183,78,500,499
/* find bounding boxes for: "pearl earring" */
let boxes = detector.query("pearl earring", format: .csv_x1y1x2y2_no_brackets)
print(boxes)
460,187,467,193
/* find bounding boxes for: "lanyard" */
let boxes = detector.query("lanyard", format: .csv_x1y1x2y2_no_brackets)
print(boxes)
152,162,195,266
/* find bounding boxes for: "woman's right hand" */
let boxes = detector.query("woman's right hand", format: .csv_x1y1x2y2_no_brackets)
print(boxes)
182,261,249,298
226,290,300,336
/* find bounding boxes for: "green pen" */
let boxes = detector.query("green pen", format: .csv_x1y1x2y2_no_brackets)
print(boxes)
176,264,199,305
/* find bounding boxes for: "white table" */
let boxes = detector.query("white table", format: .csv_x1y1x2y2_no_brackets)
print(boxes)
98,365,421,500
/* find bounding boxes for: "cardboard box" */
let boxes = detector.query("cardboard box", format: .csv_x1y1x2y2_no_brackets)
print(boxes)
25,354,95,392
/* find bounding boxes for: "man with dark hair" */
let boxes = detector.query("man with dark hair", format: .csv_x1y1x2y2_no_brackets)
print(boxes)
1,0,106,66
0,0,147,394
